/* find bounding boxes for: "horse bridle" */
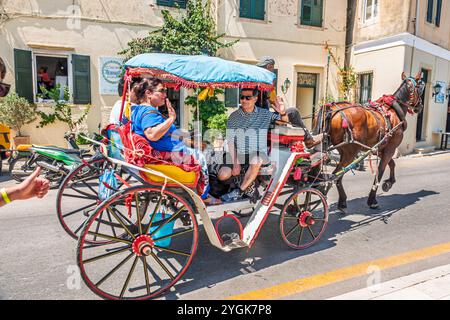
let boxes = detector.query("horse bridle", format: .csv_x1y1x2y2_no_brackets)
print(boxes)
394,77,422,112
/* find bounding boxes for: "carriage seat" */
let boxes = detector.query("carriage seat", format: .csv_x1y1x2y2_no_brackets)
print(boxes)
269,124,305,145
115,122,201,187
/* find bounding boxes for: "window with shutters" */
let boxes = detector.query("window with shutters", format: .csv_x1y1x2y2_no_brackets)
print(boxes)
358,72,373,104
362,0,379,25
14,49,91,104
426,0,442,27
239,0,265,21
35,55,69,101
156,0,187,9
300,0,323,27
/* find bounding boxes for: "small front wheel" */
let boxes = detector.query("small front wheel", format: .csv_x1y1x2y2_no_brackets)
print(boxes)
279,188,328,250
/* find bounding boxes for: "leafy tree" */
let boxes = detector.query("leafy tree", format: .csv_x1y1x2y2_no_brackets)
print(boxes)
120,0,237,59
36,85,91,134
185,88,226,133
0,92,37,137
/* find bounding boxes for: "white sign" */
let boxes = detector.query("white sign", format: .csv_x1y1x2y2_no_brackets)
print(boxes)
99,57,123,95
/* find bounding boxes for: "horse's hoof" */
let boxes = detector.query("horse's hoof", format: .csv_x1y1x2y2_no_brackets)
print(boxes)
382,181,392,192
337,207,347,215
369,203,379,209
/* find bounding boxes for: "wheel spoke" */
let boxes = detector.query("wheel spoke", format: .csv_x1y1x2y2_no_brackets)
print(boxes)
83,246,131,264
95,252,134,287
149,250,175,280
93,213,104,242
141,256,151,295
106,210,117,238
152,228,194,243
87,231,132,244
81,179,99,196
135,192,143,235
110,207,133,225
62,193,98,201
68,185,99,198
307,226,317,240
107,207,136,240
144,194,164,234
149,205,186,237
154,246,191,257
285,222,300,239
62,202,97,218
297,227,305,246
120,256,139,298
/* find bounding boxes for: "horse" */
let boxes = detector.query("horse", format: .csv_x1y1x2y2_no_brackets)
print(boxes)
315,72,425,211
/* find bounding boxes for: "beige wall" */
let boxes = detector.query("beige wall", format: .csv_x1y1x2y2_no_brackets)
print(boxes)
354,0,411,43
218,0,346,108
409,0,450,50
353,43,450,155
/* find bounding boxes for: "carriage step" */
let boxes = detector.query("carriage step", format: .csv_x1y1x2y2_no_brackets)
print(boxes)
206,199,253,218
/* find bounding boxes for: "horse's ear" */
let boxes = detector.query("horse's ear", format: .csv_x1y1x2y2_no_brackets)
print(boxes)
401,72,407,81
415,71,422,81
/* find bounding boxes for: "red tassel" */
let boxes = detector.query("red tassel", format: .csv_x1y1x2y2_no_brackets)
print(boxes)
342,119,348,129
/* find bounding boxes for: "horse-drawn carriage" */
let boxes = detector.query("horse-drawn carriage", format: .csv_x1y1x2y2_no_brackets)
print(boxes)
55,53,425,300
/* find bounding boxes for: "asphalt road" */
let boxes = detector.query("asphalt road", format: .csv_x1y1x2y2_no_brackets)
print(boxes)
0,152,449,300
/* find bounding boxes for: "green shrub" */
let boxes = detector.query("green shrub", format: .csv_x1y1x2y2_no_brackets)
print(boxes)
0,92,37,136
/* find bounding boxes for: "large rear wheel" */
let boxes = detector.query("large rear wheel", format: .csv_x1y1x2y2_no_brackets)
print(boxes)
77,186,198,300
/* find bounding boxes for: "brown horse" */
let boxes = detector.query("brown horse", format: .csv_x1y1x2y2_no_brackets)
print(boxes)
315,72,425,211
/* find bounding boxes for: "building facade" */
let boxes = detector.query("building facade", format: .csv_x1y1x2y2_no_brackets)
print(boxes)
0,0,344,146
350,0,450,155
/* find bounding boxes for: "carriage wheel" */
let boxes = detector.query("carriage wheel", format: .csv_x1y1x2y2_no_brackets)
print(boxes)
279,188,328,250
77,186,198,300
56,158,130,241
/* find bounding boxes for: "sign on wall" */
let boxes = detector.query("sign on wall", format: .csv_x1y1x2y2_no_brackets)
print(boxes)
435,81,446,104
99,57,123,95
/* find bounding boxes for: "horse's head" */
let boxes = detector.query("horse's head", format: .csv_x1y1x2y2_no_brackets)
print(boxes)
395,71,425,114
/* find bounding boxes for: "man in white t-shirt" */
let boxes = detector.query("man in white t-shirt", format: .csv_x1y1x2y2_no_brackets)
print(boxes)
109,77,141,125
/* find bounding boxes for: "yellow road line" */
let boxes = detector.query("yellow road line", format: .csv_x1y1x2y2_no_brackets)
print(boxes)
227,242,450,300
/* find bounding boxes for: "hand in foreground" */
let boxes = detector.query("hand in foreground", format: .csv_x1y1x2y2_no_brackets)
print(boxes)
12,167,50,201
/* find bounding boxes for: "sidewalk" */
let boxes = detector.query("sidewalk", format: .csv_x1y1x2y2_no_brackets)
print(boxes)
330,264,450,300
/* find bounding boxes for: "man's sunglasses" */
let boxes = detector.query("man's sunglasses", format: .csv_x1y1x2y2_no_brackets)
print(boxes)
0,82,11,98
240,95,255,101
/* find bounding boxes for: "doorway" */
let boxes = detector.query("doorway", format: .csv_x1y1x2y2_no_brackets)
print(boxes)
296,72,318,130
416,69,428,141
446,99,450,133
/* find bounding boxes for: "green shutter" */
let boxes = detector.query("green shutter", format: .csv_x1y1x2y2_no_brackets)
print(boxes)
240,0,252,18
301,0,323,27
157,0,186,8
72,54,91,105
436,0,442,26
13,49,34,103
253,0,265,20
426,0,434,23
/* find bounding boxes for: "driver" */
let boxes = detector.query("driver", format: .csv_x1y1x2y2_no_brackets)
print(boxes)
219,88,288,202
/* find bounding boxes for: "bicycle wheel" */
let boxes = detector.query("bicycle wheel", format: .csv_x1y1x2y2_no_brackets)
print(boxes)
77,186,198,300
279,188,328,250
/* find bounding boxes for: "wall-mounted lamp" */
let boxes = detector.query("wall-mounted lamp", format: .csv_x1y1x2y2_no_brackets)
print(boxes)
432,82,442,97
281,78,291,94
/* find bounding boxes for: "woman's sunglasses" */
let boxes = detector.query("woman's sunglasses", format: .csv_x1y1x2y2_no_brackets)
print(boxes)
240,95,255,101
155,88,168,93
0,82,11,97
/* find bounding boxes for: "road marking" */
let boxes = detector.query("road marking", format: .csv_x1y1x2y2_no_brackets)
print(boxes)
227,242,450,300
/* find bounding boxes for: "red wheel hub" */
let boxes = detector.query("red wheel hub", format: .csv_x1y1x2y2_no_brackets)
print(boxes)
132,235,154,256
298,211,315,228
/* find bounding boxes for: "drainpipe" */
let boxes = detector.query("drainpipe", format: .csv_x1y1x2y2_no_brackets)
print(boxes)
344,0,357,69
415,0,420,36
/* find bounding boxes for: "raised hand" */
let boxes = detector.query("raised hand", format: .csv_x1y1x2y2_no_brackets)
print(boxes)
166,98,177,122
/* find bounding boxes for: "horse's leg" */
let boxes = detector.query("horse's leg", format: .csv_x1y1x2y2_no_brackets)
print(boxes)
333,149,357,212
367,149,395,209
381,158,396,192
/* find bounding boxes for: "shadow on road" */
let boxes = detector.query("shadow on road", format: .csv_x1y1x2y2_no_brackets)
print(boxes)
164,189,439,299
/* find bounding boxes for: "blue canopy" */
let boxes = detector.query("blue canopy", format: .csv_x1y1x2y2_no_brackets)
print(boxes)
125,53,276,90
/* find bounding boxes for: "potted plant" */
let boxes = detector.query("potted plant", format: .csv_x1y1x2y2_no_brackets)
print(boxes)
0,92,37,147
